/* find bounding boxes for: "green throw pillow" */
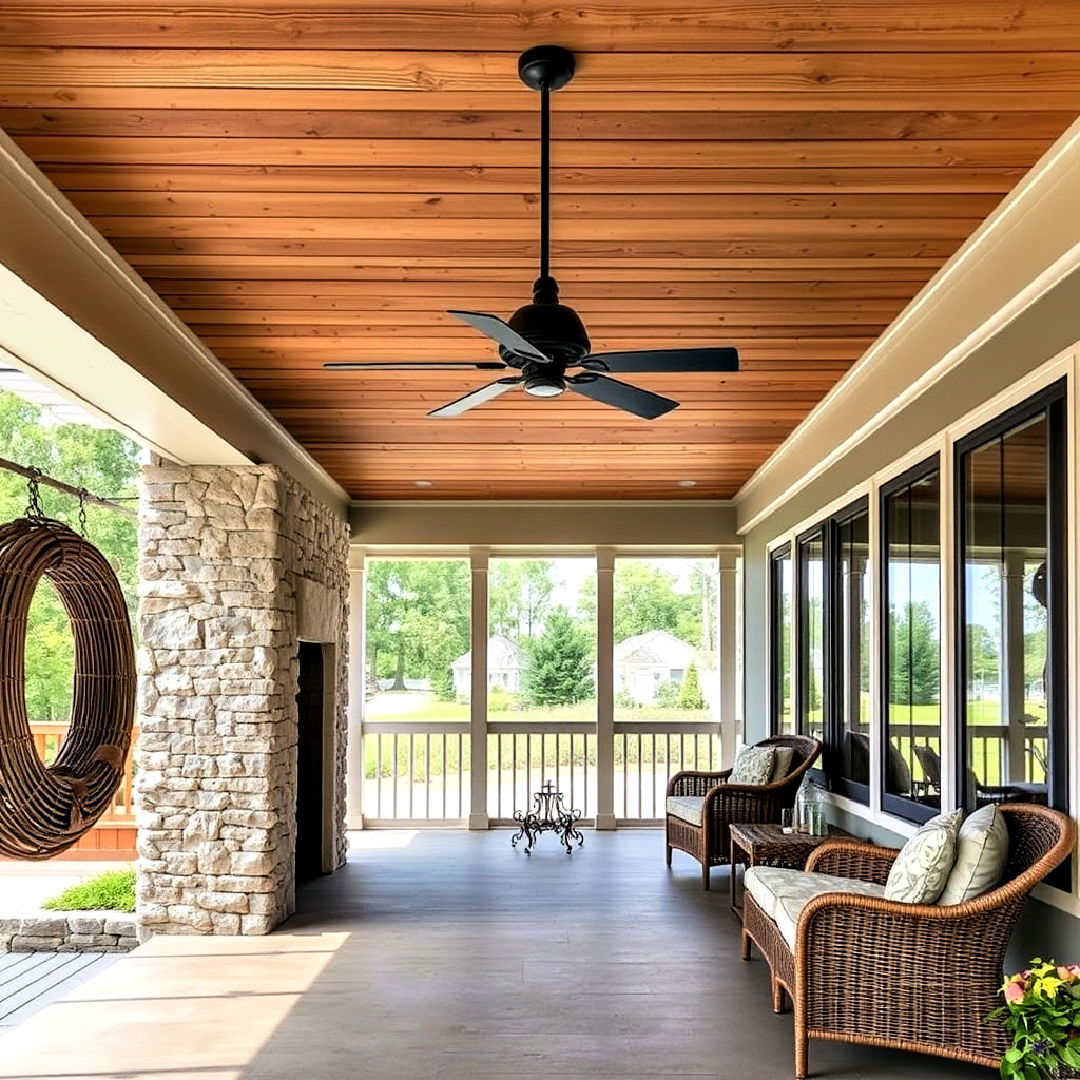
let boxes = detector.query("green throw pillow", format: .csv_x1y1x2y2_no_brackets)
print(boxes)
729,745,777,786
883,809,963,904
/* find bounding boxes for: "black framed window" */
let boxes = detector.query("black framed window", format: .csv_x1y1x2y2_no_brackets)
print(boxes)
769,545,794,735
955,382,1067,824
881,459,942,823
834,501,871,803
797,528,826,757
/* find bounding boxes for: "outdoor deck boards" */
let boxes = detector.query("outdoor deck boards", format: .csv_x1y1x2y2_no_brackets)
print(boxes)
0,952,116,1031
0,830,986,1078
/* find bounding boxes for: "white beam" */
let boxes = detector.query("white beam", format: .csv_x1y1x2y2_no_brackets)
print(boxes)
0,129,348,514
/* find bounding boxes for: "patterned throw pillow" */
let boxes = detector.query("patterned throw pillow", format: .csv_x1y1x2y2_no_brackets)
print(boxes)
883,809,963,903
938,805,1009,905
769,746,795,783
729,745,777,786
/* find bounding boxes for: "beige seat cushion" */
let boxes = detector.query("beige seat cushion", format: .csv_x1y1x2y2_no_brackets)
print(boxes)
745,865,886,947
666,795,704,827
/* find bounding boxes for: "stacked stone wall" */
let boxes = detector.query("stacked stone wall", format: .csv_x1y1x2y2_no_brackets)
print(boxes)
135,464,349,936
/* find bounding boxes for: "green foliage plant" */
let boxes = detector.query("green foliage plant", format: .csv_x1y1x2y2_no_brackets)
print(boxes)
523,607,594,708
41,868,136,913
679,663,706,710
989,958,1080,1079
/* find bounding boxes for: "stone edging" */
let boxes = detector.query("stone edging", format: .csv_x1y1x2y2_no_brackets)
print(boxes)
0,911,137,952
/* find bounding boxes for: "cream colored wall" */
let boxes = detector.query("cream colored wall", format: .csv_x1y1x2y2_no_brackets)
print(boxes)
351,500,739,548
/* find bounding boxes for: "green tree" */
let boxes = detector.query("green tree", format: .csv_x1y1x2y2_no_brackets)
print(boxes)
0,389,140,722
578,558,709,646
522,607,593,707
678,662,705,710
365,559,470,690
890,601,940,705
489,559,554,641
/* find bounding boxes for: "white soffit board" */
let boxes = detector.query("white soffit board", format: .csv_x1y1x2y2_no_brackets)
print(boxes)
735,117,1080,535
0,265,245,465
0,129,348,510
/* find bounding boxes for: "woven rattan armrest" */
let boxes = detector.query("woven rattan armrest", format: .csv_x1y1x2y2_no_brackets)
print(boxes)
804,840,898,884
668,769,732,798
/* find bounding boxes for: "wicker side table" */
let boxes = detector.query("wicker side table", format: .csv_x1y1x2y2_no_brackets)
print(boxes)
729,822,852,917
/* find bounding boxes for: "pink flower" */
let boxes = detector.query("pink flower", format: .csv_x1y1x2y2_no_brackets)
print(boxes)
1005,980,1026,1004
1058,964,1080,983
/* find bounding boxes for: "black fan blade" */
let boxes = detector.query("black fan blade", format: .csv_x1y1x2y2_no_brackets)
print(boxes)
447,310,549,363
568,374,678,420
582,347,739,374
428,378,522,419
323,361,507,371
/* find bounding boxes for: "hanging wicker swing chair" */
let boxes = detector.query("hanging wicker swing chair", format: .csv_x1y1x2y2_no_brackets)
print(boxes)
0,515,136,859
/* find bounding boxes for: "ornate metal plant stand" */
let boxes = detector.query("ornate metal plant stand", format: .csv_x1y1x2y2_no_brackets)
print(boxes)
511,780,584,855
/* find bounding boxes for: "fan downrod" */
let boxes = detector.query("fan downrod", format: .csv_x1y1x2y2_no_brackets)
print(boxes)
518,45,575,92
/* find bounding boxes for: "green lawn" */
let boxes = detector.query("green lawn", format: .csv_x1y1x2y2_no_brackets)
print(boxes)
365,690,709,725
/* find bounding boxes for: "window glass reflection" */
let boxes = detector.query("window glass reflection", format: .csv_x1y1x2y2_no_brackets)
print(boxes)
771,547,793,735
799,533,825,746
883,468,941,810
962,415,1051,808
836,510,871,789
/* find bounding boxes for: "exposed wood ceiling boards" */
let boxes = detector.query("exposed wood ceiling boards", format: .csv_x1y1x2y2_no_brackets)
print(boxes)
1,2,1078,501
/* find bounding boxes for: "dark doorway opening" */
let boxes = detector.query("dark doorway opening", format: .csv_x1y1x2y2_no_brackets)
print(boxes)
295,641,328,884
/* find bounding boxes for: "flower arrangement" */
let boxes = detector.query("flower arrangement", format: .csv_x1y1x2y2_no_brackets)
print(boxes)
990,958,1080,1079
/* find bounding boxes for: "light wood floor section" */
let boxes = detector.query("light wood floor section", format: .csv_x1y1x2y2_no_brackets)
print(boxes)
0,830,987,1079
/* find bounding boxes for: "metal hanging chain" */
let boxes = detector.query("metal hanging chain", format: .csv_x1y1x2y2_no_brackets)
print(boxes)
77,489,88,535
24,468,45,519
0,455,135,519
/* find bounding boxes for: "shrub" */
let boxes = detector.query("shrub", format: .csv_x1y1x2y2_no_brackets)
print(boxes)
679,663,706,710
488,686,520,712
41,868,135,913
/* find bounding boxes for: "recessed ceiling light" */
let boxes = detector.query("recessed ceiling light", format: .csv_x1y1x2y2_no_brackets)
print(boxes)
414,479,433,488
677,479,697,488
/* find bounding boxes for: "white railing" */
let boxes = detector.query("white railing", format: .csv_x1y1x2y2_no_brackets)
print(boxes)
614,722,722,822
362,722,471,824
361,719,722,827
487,721,597,823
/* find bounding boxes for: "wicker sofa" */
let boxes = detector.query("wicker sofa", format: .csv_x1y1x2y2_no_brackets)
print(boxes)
740,802,1075,1078
665,735,822,889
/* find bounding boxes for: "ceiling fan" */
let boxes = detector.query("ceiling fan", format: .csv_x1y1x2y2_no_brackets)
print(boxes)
323,45,740,420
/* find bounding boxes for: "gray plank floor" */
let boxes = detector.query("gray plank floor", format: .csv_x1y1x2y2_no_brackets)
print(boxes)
238,829,991,1080
0,951,117,1030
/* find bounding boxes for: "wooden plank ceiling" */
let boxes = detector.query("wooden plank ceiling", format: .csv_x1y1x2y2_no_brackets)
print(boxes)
1,2,1079,500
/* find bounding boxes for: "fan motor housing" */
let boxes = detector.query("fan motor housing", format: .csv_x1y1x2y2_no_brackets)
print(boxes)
506,301,590,365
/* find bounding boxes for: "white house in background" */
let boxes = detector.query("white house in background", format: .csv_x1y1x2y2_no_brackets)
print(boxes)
614,629,699,705
451,628,703,705
451,635,523,699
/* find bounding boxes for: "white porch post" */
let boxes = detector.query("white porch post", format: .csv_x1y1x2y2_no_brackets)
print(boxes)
718,551,739,767
595,548,617,829
469,547,490,829
346,546,366,830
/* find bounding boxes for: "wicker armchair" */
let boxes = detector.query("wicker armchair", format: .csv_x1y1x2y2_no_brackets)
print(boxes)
666,735,822,889
740,802,1075,1078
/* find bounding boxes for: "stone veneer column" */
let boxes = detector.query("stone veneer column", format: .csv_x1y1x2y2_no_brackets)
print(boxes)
135,462,349,937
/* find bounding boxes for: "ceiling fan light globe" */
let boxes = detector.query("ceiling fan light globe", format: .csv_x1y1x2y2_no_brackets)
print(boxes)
524,376,565,399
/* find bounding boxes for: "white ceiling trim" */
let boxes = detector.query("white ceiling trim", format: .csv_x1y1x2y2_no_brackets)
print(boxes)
734,116,1080,536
